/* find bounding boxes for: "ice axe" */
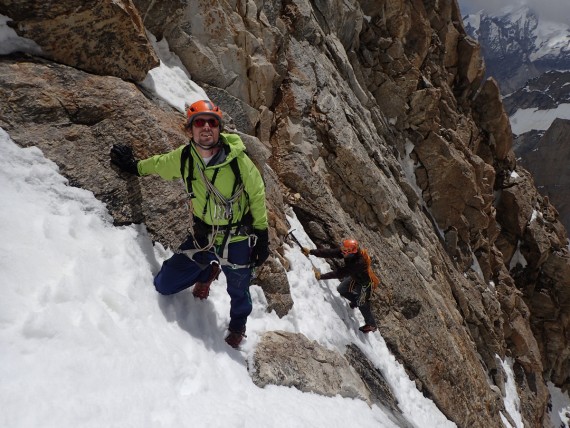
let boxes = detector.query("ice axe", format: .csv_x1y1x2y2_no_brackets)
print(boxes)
287,229,305,250
287,229,321,277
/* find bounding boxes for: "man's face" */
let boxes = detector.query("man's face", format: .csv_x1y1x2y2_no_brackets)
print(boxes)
191,114,220,147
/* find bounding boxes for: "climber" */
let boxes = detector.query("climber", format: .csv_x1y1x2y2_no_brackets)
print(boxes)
110,99,269,349
302,239,379,333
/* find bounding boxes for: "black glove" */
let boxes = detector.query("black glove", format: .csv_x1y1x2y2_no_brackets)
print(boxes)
191,216,211,247
110,144,140,176
251,229,269,267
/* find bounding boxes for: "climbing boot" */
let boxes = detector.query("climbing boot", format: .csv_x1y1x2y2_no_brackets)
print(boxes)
192,262,221,300
359,324,377,334
225,326,247,349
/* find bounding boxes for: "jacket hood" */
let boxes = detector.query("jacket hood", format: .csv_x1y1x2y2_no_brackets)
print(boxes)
221,133,246,159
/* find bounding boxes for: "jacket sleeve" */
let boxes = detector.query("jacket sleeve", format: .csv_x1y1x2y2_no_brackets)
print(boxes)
320,264,353,280
137,145,186,180
320,270,341,280
314,250,367,281
310,248,343,280
239,155,268,230
310,248,343,258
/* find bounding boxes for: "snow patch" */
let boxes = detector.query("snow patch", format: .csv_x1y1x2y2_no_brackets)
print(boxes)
509,241,528,271
548,382,570,428
529,209,543,224
140,32,209,113
510,104,570,134
499,357,524,428
530,20,570,61
0,14,43,55
470,253,485,282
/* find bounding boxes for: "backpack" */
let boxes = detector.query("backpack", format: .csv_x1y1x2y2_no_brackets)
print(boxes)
360,249,380,290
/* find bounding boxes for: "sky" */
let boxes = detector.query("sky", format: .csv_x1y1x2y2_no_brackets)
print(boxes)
1,13,570,428
458,0,570,24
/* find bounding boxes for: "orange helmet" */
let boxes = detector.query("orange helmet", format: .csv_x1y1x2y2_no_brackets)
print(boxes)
186,100,223,129
340,238,359,255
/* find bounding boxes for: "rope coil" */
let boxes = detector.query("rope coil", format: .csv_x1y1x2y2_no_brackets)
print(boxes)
191,162,245,251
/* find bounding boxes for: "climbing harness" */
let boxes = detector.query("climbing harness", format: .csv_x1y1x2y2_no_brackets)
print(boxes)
177,234,257,270
178,143,255,269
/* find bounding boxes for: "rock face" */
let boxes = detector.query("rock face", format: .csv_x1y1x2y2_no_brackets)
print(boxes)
507,71,570,233
0,0,159,81
2,1,570,427
0,57,190,248
465,9,570,237
513,118,570,234
504,70,570,115
345,344,397,407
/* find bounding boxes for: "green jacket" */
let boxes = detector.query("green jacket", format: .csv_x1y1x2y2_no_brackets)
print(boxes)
137,133,268,236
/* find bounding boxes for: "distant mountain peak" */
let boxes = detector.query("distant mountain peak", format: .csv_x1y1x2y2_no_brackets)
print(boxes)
463,6,570,94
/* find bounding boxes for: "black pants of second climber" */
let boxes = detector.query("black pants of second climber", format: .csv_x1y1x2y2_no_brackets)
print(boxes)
337,277,377,327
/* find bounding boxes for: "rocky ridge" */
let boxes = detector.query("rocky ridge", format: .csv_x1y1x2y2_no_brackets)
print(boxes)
512,118,570,237
503,71,570,115
463,6,570,243
506,71,570,234
1,1,570,427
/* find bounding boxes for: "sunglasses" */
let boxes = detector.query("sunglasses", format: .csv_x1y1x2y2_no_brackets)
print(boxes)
193,117,220,128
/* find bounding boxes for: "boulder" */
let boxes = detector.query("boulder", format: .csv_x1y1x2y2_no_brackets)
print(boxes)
251,331,371,403
0,0,158,81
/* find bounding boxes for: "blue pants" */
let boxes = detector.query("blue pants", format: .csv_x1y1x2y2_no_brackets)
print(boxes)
154,236,253,331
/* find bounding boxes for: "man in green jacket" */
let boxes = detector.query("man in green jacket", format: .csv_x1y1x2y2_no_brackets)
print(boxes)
110,100,269,348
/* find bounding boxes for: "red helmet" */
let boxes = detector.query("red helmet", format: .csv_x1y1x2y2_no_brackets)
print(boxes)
340,238,359,255
186,100,223,129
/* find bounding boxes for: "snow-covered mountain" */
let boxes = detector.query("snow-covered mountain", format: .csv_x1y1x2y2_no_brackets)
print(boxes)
505,70,570,132
463,6,570,94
